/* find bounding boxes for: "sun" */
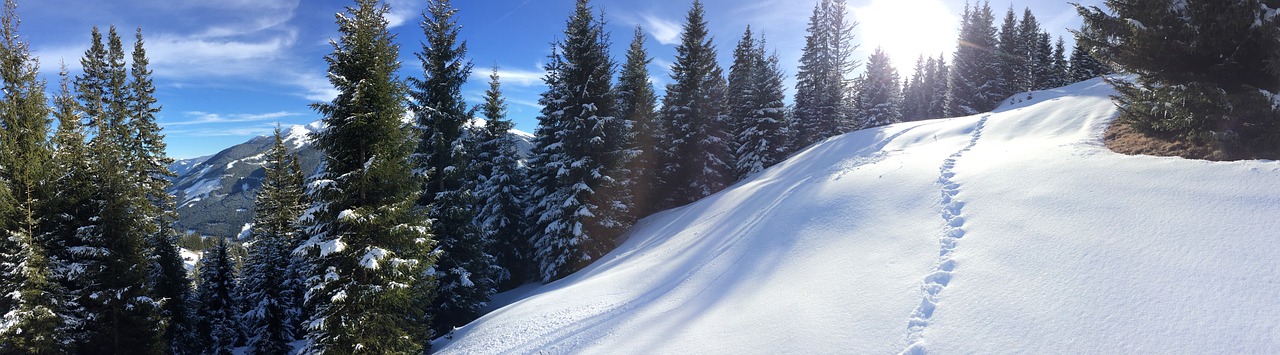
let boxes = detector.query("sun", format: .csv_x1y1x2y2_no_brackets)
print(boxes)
852,0,959,75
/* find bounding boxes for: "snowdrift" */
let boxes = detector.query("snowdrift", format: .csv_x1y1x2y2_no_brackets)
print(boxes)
434,78,1280,354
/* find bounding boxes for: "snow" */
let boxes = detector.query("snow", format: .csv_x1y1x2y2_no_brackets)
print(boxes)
360,247,388,270
433,78,1280,354
237,223,254,240
319,239,347,257
181,176,223,204
180,248,201,274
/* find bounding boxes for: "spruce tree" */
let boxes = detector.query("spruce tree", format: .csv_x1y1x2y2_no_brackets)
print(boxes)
995,6,1021,99
127,28,194,354
300,0,436,351
902,56,928,121
196,238,240,354
946,1,1001,116
727,26,759,176
529,0,635,282
1068,31,1108,82
926,55,949,119
523,43,565,283
0,1,62,351
409,0,495,335
1050,36,1070,87
41,63,97,351
656,0,731,208
240,128,306,355
472,68,533,291
77,26,164,353
734,35,789,179
853,47,903,129
1076,0,1280,156
792,0,858,150
615,26,660,217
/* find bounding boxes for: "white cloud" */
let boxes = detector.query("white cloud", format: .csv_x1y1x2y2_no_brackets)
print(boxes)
471,66,546,87
385,0,420,29
166,111,301,126
641,14,682,45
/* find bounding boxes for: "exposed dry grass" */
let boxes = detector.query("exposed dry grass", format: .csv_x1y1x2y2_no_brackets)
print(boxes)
1104,121,1231,161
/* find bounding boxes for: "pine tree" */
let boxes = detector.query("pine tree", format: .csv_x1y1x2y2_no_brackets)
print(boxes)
792,0,859,150
523,43,564,283
529,0,635,282
126,28,194,354
1050,36,1070,87
727,26,759,176
946,1,1001,116
995,6,1021,99
300,0,436,351
1076,0,1280,157
901,56,928,121
853,47,903,129
921,55,952,118
196,238,240,354
409,0,495,335
615,26,660,217
733,35,789,179
656,0,731,208
1067,31,1108,82
76,26,164,354
240,128,306,355
41,63,97,351
0,1,62,351
472,68,533,291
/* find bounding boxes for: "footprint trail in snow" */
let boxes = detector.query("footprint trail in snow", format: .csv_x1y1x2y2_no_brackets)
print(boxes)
901,115,988,355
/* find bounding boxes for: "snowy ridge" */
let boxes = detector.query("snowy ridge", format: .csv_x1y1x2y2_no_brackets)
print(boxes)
435,78,1280,354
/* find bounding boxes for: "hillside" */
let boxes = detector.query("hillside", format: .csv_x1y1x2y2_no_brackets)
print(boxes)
169,121,533,238
433,78,1280,354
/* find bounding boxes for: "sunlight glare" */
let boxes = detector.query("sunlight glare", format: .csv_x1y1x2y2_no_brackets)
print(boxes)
853,0,958,76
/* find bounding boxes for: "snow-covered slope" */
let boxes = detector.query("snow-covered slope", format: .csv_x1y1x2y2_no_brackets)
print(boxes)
434,78,1280,354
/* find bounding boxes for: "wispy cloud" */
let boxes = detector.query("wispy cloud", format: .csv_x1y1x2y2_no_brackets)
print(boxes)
641,14,682,45
166,111,302,126
384,0,420,29
471,66,546,87
165,124,280,138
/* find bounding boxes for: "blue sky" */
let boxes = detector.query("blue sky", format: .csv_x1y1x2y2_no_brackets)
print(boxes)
19,0,1100,159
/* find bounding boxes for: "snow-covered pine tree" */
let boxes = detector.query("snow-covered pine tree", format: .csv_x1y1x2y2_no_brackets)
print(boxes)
78,26,164,353
727,26,759,178
240,128,306,355
409,0,495,335
901,56,928,121
853,47,903,129
126,28,195,354
523,43,565,282
530,0,636,282
656,0,732,208
995,6,1021,100
0,1,62,350
734,35,789,179
1029,31,1055,91
1076,0,1280,157
1067,31,1107,83
40,63,98,351
615,26,661,217
925,55,949,119
299,0,436,351
196,238,241,354
792,0,859,150
1050,36,1070,88
945,1,1001,116
472,68,532,291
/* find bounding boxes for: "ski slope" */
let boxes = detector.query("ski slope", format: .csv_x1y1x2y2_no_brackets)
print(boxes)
434,78,1280,354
